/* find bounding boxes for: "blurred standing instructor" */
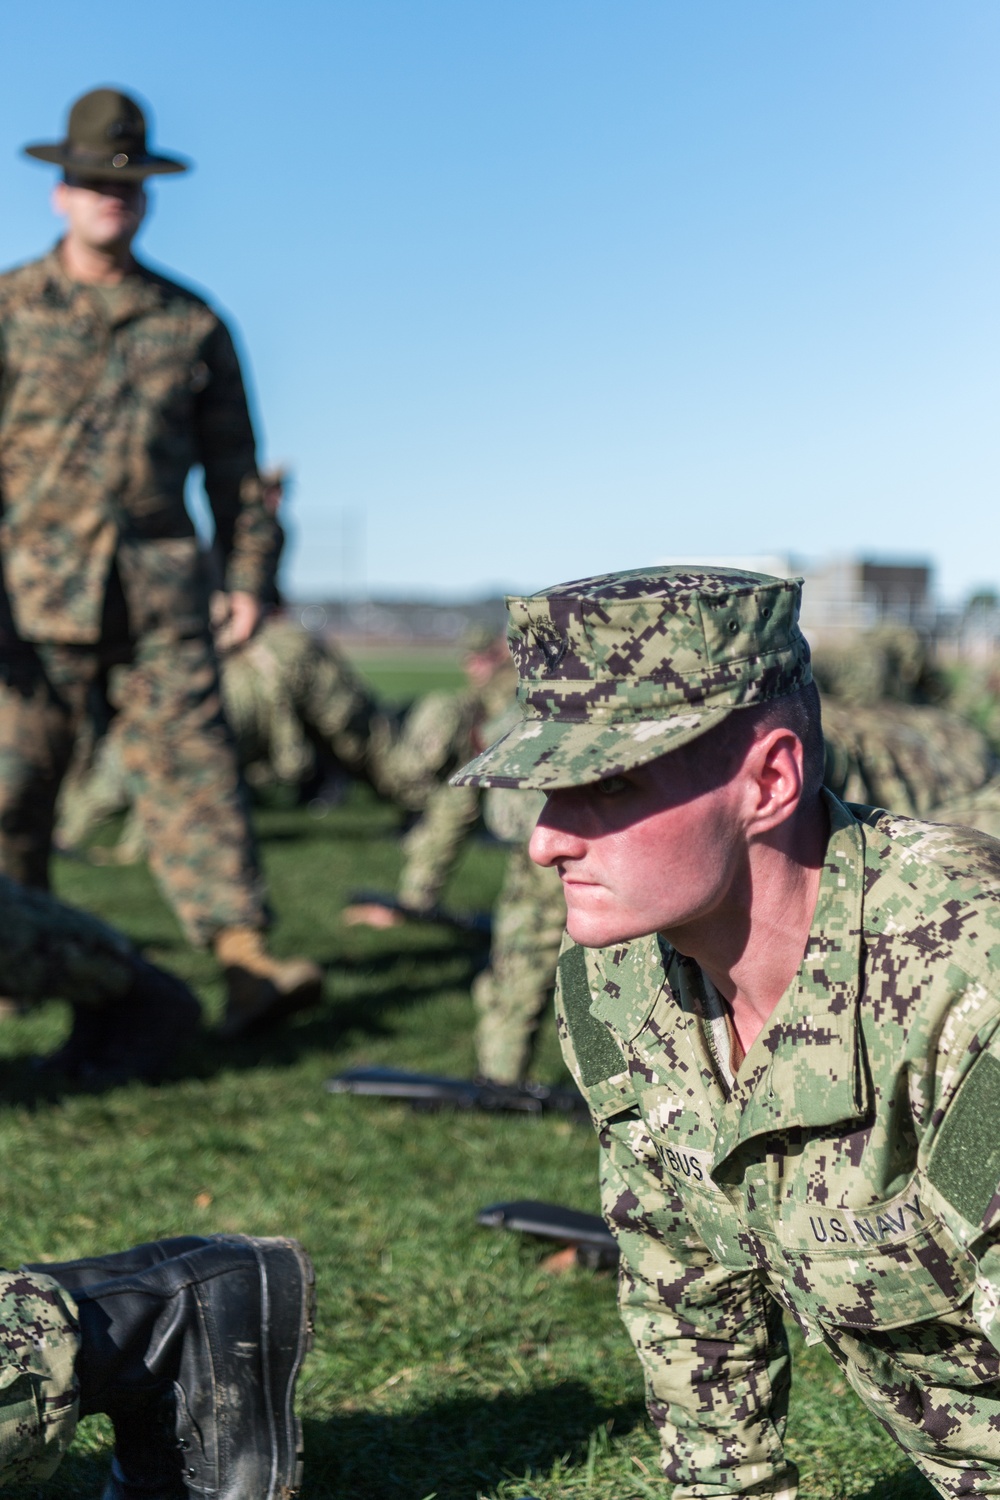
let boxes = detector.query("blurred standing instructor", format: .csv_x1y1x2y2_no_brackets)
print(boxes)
0,87,321,1039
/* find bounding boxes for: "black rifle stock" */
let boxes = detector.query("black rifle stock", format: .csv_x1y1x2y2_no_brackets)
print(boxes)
477,1198,619,1269
325,1066,589,1119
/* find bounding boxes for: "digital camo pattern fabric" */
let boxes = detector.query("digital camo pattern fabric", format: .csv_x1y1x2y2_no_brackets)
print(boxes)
453,568,812,791
397,792,562,1080
369,687,481,813
810,621,945,708
395,672,526,912
933,775,1000,842
0,631,266,946
0,1271,79,1481
472,844,565,1083
821,697,993,819
0,249,278,644
397,778,482,913
220,617,387,790
556,792,1000,1497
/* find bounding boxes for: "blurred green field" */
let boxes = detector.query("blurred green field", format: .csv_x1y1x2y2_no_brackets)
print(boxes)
349,644,469,702
1,653,935,1499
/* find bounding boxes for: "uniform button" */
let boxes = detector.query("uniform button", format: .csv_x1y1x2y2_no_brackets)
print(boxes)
112,153,129,168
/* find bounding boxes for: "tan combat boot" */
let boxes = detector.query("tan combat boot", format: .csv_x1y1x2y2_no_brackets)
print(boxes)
214,927,323,1039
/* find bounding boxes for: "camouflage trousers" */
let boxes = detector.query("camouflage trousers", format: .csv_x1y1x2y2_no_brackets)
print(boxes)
56,725,134,855
368,689,479,814
0,628,266,947
222,617,388,790
0,1270,79,1481
397,780,481,913
471,845,566,1083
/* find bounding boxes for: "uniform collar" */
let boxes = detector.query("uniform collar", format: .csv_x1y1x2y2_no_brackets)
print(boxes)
39,243,164,326
709,790,872,1172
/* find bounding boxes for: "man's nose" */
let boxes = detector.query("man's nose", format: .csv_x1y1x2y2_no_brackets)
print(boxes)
528,792,584,867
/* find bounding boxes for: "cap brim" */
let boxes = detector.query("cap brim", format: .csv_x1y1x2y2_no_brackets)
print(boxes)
452,706,734,791
23,145,189,178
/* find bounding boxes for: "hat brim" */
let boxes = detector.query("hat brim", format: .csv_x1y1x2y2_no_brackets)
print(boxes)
452,706,734,791
24,144,189,179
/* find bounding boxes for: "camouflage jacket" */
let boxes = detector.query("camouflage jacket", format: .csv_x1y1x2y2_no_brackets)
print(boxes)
0,247,278,643
397,666,540,909
556,793,1000,1498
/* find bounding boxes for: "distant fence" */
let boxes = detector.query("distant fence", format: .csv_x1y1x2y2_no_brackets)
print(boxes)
289,596,508,646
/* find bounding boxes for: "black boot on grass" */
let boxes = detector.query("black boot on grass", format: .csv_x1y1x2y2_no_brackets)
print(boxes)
31,1234,314,1500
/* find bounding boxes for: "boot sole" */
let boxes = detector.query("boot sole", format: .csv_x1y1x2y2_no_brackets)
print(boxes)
232,1236,316,1498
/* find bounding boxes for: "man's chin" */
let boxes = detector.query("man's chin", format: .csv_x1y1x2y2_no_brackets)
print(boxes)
564,908,657,949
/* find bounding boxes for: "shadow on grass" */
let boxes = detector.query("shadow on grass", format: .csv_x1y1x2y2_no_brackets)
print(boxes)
7,1448,110,1500
0,938,492,1109
848,1476,936,1500
3,1389,935,1500
301,1389,940,1500
301,1383,646,1499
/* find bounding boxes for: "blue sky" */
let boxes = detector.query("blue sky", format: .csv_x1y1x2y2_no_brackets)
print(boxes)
0,2,998,604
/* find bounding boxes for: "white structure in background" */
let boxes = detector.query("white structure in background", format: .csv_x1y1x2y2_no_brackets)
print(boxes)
799,558,933,646
659,554,934,649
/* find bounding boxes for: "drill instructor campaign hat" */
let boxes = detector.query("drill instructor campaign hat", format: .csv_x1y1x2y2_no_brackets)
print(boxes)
452,567,813,792
23,88,189,181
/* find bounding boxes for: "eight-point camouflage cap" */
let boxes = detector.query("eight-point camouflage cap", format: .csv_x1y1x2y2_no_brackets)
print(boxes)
452,566,812,791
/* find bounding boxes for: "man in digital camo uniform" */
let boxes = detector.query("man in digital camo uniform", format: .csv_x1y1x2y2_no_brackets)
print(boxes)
454,565,1000,1498
0,87,321,1042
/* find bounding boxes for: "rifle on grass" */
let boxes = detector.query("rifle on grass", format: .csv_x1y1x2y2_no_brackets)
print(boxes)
325,1065,589,1120
477,1198,619,1270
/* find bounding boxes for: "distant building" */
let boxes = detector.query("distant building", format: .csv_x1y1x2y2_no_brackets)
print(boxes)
798,557,933,644
658,553,934,648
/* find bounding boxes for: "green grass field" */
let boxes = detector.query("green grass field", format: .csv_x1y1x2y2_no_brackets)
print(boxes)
2,653,936,1498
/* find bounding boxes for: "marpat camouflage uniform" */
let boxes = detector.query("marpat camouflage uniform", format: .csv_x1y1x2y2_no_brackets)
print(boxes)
0,249,277,945
455,566,1000,1496
55,617,386,851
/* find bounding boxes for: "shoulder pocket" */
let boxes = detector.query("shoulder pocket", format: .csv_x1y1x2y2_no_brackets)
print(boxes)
926,1050,1000,1240
557,943,636,1123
